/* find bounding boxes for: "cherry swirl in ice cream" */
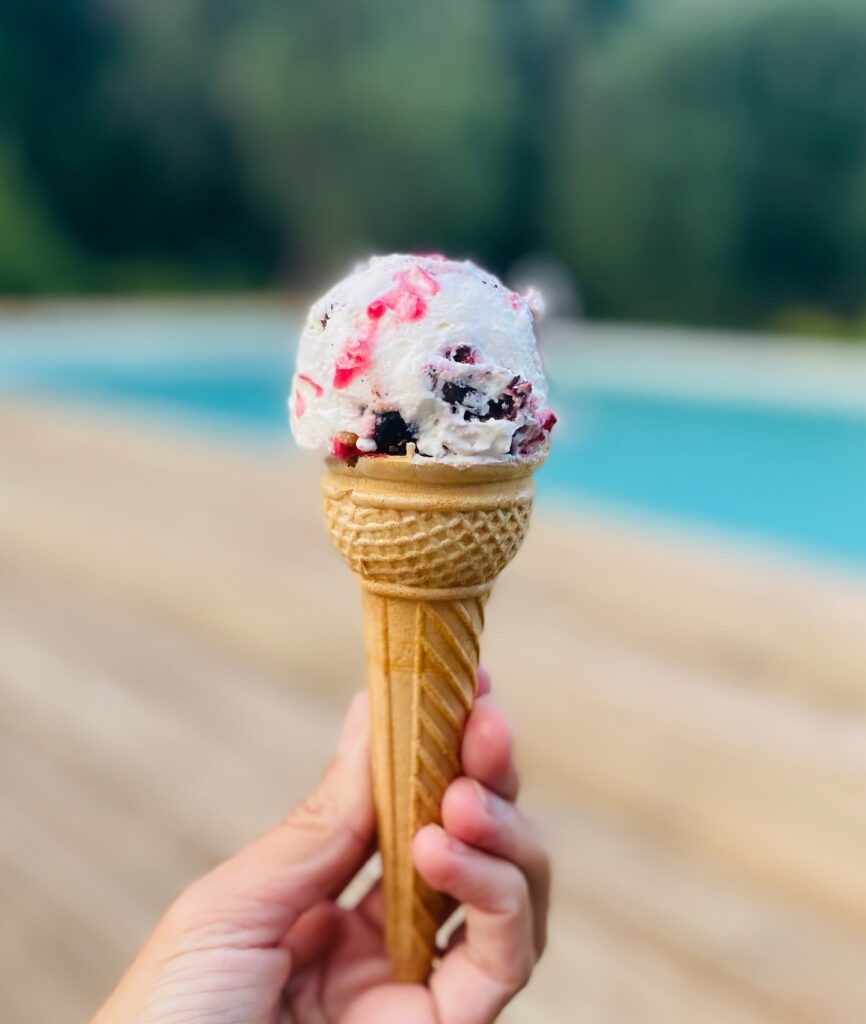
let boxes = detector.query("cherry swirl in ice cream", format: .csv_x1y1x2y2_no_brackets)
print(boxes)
290,253,555,463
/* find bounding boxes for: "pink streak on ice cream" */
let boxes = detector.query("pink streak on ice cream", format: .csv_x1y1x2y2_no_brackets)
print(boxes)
291,253,554,464
333,329,377,389
298,373,324,397
332,264,442,389
539,409,557,432
294,372,326,418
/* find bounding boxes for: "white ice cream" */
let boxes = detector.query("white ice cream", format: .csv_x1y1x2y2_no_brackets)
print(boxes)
290,253,555,463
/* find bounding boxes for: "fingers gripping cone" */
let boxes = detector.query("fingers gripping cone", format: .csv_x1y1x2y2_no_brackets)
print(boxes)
322,452,539,983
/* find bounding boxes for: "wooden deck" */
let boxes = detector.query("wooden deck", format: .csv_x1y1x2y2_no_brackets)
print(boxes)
3,399,866,1022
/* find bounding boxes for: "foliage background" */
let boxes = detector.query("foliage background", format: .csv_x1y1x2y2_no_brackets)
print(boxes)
1,0,865,332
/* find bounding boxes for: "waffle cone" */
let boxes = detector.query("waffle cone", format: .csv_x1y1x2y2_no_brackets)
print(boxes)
322,453,540,983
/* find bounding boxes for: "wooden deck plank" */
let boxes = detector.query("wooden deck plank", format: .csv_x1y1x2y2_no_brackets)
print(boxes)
2,400,866,1022
505,908,782,1024
540,796,866,1022
493,621,866,930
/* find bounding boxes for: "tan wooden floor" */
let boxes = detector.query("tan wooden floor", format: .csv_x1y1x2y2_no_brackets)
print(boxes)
3,399,866,1023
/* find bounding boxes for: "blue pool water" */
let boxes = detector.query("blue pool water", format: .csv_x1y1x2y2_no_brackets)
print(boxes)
551,389,866,563
3,321,866,567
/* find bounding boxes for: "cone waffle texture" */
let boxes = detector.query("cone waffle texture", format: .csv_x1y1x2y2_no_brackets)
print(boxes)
322,455,538,983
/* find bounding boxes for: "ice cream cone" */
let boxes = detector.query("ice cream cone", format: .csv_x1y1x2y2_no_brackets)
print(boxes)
322,451,541,983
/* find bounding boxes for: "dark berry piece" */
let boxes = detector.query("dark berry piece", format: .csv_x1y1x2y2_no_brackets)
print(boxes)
373,411,418,455
441,380,477,407
319,303,335,331
483,376,532,421
485,394,515,420
442,344,478,365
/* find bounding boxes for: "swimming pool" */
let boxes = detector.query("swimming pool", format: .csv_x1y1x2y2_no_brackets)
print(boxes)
2,307,865,567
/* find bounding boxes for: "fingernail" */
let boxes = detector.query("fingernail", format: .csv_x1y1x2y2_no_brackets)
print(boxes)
432,824,464,854
471,779,491,813
338,691,368,755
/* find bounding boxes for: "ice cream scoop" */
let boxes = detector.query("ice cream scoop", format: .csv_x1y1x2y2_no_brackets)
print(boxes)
290,253,553,984
290,253,555,463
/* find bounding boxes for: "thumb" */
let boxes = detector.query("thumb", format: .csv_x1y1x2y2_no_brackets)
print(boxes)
165,691,373,946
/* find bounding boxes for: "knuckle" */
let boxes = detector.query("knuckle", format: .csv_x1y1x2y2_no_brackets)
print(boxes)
493,941,534,991
470,936,534,994
497,864,530,917
162,884,200,931
161,877,220,938
284,769,342,835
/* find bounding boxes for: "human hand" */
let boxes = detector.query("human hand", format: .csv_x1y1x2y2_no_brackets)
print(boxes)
92,668,550,1024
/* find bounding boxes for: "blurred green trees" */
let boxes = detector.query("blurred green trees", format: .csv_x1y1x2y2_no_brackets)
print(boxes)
554,0,866,327
1,0,865,331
